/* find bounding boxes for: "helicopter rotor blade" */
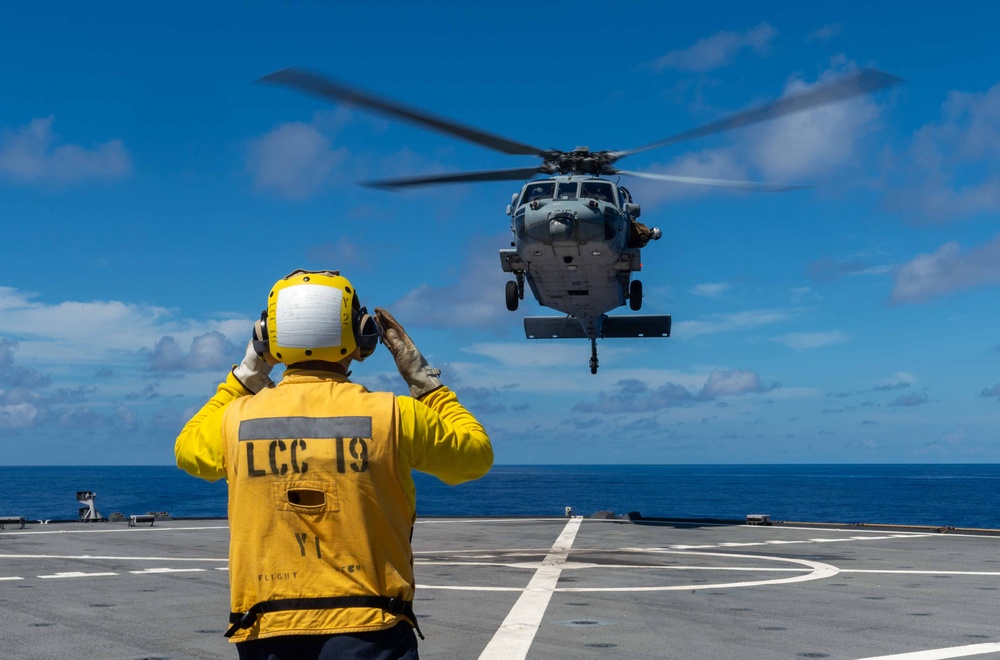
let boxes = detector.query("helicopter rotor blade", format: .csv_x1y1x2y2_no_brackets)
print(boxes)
613,68,903,160
616,169,810,192
363,166,545,189
258,67,546,157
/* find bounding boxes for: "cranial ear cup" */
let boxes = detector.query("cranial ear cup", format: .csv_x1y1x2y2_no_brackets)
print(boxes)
252,311,269,358
353,298,380,360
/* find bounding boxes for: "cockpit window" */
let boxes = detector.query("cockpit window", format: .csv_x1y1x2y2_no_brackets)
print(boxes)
581,181,614,204
555,181,578,200
521,182,555,205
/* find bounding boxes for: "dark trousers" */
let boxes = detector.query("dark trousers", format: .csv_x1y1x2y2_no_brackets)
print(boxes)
235,622,418,660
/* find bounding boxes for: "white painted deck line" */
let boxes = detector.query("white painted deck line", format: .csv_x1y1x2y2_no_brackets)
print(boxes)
841,569,1000,576
477,516,582,660
0,553,227,562
1,526,229,536
856,642,1000,659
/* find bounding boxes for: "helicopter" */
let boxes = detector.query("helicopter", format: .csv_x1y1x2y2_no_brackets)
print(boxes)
259,67,901,373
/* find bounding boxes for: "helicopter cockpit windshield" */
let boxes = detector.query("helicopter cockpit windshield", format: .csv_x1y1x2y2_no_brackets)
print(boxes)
555,181,578,200
521,182,555,205
581,181,614,204
519,180,618,208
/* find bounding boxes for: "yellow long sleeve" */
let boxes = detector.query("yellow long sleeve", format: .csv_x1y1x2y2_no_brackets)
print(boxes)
175,371,250,482
398,386,493,485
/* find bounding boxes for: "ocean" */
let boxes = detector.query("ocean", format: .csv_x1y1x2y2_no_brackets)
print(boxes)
1,464,998,529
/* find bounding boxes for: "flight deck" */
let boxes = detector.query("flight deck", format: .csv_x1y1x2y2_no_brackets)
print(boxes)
1,517,999,659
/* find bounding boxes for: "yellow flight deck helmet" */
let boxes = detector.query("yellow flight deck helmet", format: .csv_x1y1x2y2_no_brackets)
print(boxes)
252,269,380,366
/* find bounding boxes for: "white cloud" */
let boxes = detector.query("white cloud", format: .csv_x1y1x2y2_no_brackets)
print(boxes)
652,23,777,73
691,282,732,298
148,331,237,373
571,367,774,414
247,121,347,199
748,67,883,181
807,23,843,43
0,117,131,185
0,338,15,368
388,235,513,330
0,287,249,366
462,342,585,369
0,402,38,428
631,62,890,205
0,289,253,439
886,82,1000,223
888,391,929,407
773,330,851,350
673,308,800,338
701,368,770,397
891,235,1000,303
629,148,750,204
874,372,915,391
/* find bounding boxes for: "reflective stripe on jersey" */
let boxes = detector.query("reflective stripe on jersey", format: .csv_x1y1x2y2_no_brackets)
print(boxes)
239,416,373,441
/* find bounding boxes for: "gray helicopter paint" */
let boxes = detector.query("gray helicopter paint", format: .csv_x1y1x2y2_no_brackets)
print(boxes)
503,176,636,320
500,177,669,371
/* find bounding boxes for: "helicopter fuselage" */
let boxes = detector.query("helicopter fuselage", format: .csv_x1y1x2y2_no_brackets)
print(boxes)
500,176,670,373
501,176,640,319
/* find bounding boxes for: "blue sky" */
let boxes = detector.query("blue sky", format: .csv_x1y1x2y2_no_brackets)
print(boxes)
2,2,999,465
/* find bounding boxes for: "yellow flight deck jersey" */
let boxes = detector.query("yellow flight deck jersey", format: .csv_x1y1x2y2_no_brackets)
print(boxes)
175,368,493,643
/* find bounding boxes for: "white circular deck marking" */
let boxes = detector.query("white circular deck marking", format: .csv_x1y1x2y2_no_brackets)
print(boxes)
555,550,836,592
415,521,999,660
418,549,838,593
464,518,843,660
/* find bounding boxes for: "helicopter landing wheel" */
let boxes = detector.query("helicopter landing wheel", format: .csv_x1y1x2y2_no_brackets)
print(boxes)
629,279,643,311
505,280,519,311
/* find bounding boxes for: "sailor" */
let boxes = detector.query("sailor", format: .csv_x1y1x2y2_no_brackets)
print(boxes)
175,269,493,659
628,220,659,248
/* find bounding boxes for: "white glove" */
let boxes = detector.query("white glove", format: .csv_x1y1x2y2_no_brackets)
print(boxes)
374,308,442,399
232,340,274,394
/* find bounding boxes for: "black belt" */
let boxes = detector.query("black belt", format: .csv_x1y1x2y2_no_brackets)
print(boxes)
225,595,423,639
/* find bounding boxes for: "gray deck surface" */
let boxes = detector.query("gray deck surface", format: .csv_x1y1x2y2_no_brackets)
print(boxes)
1,517,999,659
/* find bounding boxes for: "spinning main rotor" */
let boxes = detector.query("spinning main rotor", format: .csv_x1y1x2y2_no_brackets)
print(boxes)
258,67,902,191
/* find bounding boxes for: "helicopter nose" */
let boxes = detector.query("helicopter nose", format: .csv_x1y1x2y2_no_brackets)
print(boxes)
549,214,574,241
